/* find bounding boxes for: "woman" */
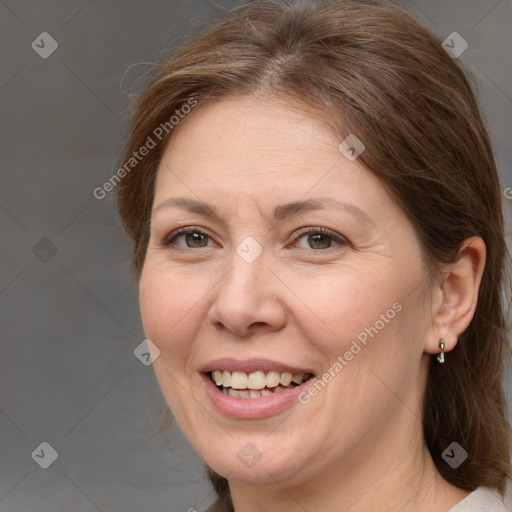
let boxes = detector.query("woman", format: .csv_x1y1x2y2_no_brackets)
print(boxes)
115,0,511,510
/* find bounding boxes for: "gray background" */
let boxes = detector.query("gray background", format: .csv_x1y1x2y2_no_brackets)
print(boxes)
1,1,511,511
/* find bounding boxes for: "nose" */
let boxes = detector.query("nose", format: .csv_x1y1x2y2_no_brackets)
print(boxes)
207,247,287,338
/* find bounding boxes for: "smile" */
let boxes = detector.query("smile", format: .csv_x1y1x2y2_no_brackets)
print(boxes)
210,370,313,399
201,370,317,419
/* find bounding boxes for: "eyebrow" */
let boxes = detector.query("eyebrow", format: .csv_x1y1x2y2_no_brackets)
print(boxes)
152,197,375,226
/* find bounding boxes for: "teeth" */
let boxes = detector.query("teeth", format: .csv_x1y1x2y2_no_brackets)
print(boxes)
266,370,281,387
210,370,310,389
231,371,248,389
226,386,290,398
213,370,223,386
292,373,304,384
222,370,231,387
228,388,250,398
279,372,292,386
247,371,266,389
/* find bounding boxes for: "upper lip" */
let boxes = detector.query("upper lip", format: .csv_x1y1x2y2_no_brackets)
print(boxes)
200,358,316,376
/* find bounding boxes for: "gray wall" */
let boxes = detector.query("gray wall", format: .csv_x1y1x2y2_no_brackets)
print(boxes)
1,1,511,511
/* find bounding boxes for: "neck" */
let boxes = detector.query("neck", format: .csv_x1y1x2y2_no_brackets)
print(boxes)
228,409,469,512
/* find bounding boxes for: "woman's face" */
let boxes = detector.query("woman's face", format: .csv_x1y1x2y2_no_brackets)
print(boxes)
139,95,434,488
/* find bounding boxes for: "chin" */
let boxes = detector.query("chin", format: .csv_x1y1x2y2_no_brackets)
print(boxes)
199,441,313,487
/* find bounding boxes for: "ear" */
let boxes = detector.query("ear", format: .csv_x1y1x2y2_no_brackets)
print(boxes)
424,236,486,356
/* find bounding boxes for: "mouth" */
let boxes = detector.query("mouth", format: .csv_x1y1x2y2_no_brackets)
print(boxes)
208,369,315,399
199,359,318,418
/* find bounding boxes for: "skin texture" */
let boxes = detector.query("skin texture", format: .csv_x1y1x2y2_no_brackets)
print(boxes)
139,95,485,512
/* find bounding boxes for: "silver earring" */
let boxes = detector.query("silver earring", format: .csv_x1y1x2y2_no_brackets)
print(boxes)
437,338,445,364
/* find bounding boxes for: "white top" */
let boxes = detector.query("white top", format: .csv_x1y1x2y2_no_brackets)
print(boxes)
447,487,508,511
204,486,508,512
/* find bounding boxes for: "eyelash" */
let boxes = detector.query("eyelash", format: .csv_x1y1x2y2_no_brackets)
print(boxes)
160,226,348,252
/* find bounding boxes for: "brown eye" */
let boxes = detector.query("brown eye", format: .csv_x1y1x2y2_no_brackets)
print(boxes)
294,228,347,251
305,233,333,250
163,228,212,248
182,232,209,248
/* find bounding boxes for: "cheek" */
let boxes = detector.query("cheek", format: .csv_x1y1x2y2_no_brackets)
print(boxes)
300,264,425,391
139,265,201,427
331,297,426,411
138,263,201,367
292,265,400,347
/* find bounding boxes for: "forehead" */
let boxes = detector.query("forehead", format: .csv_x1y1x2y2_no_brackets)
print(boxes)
152,95,389,218
167,96,337,162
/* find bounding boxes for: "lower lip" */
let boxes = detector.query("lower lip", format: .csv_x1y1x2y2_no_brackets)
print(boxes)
201,373,317,419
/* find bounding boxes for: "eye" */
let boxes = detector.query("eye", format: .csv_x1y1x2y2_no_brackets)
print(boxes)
161,227,214,249
160,226,348,251
292,227,347,251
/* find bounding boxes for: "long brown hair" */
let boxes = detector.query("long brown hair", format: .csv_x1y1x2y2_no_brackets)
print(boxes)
115,1,512,509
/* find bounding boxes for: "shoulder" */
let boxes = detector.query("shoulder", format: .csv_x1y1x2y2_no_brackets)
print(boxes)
447,486,507,512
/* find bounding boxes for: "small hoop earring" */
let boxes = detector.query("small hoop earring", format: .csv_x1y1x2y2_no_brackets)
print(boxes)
437,338,445,364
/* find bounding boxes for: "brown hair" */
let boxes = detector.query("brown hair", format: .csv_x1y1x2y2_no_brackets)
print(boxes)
115,0,512,509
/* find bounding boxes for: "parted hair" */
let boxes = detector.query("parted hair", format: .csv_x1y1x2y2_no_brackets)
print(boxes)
115,1,512,510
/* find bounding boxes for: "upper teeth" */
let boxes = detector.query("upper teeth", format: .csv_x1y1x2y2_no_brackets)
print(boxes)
211,370,308,389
